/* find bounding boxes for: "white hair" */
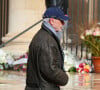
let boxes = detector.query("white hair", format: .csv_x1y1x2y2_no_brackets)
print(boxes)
43,18,50,23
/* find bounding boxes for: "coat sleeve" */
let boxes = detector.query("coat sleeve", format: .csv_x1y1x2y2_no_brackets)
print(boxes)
39,44,68,86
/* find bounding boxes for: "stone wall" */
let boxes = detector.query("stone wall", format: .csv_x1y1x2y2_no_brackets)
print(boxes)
8,0,46,32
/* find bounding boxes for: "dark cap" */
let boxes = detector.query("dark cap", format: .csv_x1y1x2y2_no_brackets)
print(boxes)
43,7,69,21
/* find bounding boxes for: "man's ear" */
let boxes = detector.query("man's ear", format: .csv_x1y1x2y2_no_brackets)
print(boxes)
49,18,54,25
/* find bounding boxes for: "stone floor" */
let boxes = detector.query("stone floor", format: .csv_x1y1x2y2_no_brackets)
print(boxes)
0,71,26,90
0,71,100,90
61,73,100,90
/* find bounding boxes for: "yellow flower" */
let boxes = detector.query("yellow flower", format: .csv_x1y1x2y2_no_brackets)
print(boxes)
84,65,91,70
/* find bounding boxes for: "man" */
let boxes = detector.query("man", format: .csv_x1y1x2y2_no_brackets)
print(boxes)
25,7,69,90
45,0,69,49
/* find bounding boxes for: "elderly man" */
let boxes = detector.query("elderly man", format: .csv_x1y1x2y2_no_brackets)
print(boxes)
25,7,69,90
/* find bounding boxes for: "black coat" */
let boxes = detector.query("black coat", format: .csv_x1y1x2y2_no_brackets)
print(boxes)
25,24,68,90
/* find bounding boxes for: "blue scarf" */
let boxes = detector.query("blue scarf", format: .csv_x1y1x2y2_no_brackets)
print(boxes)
43,21,62,40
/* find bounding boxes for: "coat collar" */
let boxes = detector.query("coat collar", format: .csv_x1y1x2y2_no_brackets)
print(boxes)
42,22,64,69
42,21,60,44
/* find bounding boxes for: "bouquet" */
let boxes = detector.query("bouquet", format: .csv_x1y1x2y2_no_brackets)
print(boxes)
80,23,100,57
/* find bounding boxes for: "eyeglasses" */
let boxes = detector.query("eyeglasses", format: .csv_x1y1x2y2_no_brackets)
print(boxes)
58,20,64,25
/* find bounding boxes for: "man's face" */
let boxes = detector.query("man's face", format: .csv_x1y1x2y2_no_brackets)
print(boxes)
49,18,64,32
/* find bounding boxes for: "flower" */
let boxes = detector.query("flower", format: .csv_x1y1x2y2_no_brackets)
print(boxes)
77,63,91,73
80,23,100,57
63,49,77,71
0,49,15,70
0,49,7,64
13,52,28,72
